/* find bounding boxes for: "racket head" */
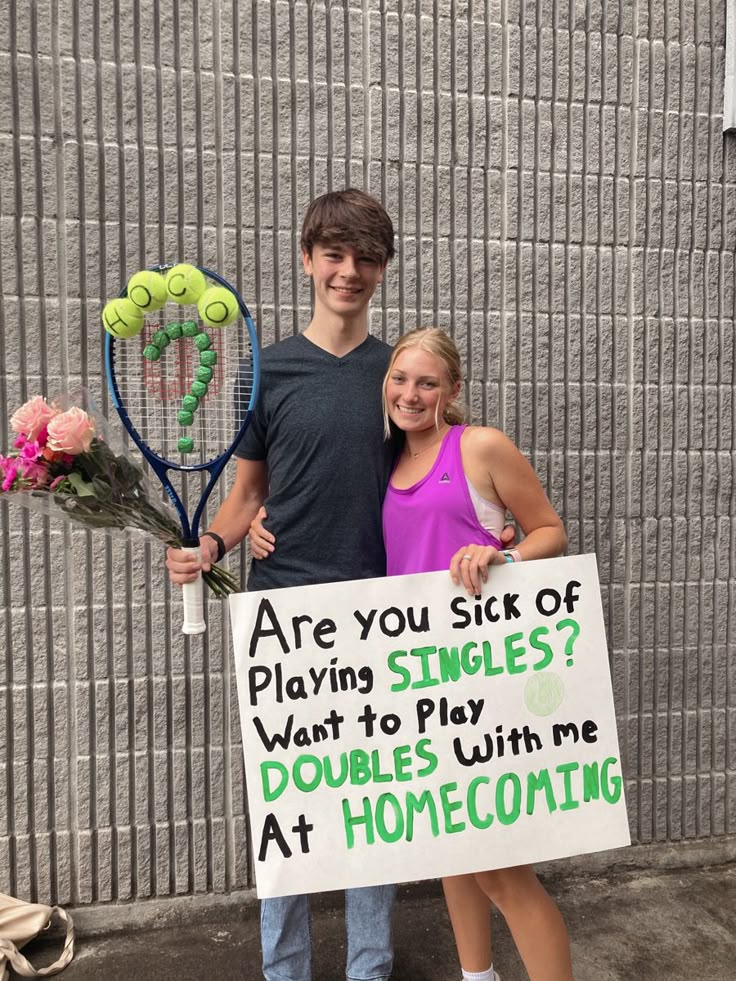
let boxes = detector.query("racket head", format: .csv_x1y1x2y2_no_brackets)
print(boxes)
104,263,259,535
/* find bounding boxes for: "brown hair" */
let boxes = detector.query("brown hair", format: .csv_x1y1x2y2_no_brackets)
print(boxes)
382,327,467,438
300,189,396,264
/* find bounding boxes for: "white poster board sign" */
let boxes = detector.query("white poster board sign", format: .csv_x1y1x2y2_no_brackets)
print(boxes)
230,555,630,898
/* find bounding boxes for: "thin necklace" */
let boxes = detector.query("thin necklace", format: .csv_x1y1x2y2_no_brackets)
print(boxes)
405,427,448,459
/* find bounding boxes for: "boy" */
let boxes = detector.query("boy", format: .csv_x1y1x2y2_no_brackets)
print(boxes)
166,188,397,981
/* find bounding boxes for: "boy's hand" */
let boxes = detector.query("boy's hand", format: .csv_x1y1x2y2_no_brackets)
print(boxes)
500,524,516,547
166,536,219,584
249,506,275,559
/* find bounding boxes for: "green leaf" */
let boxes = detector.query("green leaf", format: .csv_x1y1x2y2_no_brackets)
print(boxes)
66,471,97,497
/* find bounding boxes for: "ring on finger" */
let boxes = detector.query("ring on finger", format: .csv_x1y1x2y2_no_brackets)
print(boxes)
461,554,472,561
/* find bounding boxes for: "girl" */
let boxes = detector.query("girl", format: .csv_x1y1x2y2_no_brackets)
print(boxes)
381,328,573,981
249,327,574,981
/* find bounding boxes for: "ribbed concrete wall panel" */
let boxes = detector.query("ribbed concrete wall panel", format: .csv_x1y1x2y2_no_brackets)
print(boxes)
1,0,734,905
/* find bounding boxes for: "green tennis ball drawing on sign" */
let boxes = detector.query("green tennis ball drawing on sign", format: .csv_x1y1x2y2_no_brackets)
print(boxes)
102,262,260,635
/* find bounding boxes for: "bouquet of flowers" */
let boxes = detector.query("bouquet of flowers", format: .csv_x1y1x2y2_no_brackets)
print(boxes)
0,392,239,597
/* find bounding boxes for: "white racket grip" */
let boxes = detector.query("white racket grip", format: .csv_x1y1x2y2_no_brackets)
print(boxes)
181,545,206,635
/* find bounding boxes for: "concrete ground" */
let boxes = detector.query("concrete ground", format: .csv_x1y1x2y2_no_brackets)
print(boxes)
16,863,736,980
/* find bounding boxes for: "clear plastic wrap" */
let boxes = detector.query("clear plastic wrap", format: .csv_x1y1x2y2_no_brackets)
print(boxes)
0,389,238,597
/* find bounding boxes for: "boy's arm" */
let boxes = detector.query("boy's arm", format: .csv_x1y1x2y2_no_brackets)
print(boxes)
166,458,269,583
247,514,513,563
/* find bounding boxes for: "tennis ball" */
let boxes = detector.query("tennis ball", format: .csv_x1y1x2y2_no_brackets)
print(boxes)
127,270,168,311
165,264,206,305
198,286,239,327
102,298,144,339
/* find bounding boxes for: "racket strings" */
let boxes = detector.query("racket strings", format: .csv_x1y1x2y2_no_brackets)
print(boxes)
111,309,255,467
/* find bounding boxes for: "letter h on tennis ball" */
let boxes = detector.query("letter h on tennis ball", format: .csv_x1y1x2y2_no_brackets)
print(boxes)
103,262,260,635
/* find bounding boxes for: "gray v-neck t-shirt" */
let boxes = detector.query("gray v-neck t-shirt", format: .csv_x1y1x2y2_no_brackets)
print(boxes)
235,332,396,590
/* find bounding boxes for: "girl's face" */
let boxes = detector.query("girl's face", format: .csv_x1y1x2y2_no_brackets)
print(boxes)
385,347,460,433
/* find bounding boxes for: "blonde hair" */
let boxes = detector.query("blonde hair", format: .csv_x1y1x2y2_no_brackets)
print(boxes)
382,327,467,439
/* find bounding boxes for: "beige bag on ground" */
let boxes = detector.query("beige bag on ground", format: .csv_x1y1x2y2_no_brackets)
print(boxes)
0,892,74,980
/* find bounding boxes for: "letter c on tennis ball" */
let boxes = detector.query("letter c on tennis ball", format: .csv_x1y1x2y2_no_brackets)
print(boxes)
127,269,168,311
198,286,239,327
165,263,207,305
102,297,145,338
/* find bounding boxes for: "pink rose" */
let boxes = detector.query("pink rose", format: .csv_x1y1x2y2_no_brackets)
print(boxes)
10,396,58,441
46,407,96,455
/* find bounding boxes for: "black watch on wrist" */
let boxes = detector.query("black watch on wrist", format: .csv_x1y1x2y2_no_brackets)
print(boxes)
201,531,226,563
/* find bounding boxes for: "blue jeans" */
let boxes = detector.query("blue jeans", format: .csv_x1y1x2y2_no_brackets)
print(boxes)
260,885,396,981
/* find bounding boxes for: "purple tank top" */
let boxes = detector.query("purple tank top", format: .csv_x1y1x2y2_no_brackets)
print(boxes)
383,424,503,576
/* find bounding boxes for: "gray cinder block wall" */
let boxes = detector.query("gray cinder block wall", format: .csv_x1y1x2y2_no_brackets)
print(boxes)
0,1,734,909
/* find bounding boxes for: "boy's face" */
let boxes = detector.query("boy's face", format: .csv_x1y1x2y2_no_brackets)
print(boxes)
302,243,386,318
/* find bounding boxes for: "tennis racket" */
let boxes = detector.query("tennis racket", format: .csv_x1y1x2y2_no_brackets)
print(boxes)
103,262,260,635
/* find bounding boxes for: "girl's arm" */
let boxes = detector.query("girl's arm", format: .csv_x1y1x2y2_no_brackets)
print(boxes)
451,426,566,594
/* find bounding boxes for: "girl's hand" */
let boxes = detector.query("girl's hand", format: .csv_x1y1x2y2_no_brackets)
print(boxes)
450,543,501,596
248,506,275,559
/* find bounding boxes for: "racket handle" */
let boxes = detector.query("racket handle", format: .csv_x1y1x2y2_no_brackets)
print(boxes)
181,545,206,635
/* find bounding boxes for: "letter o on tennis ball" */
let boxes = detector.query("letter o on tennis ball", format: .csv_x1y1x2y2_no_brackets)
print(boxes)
102,298,144,338
165,263,207,305
198,286,239,327
127,270,168,311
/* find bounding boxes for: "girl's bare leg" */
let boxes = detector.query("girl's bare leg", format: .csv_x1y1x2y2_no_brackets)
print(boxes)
475,865,573,981
442,874,493,972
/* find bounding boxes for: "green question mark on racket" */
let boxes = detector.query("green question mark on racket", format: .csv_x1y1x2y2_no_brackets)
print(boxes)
142,321,217,454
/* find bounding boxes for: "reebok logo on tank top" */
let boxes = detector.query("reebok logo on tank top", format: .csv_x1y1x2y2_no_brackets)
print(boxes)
439,472,451,483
